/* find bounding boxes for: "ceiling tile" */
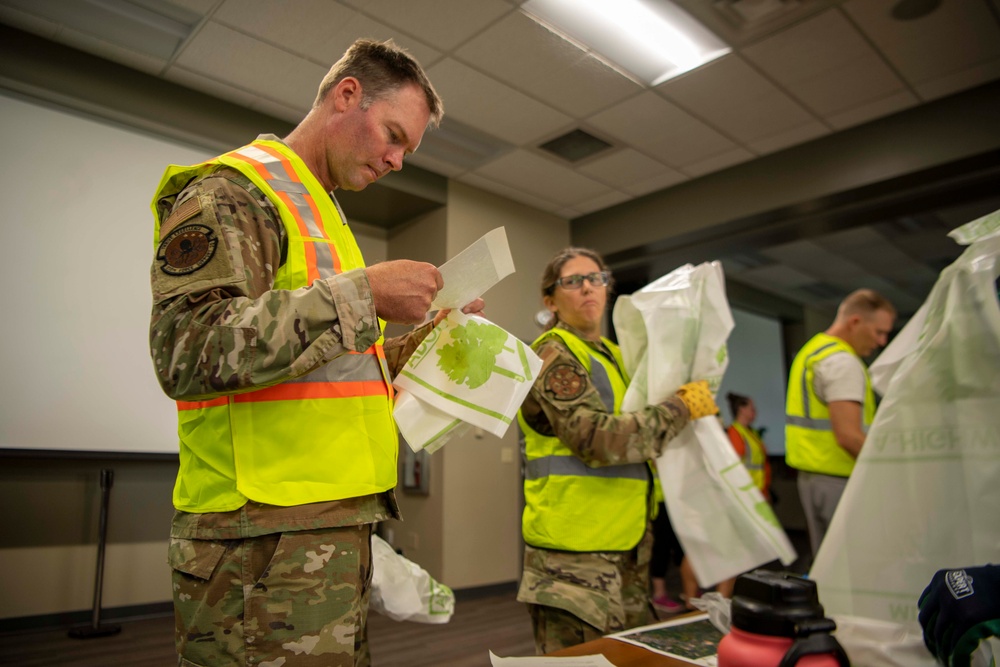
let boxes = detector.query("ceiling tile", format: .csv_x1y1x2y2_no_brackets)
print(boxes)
250,97,306,125
340,0,513,52
164,65,259,108
748,119,830,155
214,0,357,63
843,0,1000,95
737,264,817,289
681,147,755,178
915,58,1000,101
472,149,612,207
457,172,562,213
825,89,917,130
587,91,737,168
621,170,689,198
213,0,442,68
174,22,327,109
577,149,677,190
427,58,572,146
51,27,168,76
405,152,468,178
0,6,60,40
571,189,631,217
164,0,218,14
818,226,939,293
455,12,640,118
743,8,908,116
658,54,819,145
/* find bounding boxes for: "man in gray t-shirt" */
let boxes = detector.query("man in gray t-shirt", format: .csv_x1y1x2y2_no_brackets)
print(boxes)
785,289,896,556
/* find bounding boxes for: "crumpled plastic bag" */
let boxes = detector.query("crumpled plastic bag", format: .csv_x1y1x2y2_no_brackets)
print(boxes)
394,311,541,453
369,534,455,624
809,209,1000,661
613,262,795,589
688,591,732,635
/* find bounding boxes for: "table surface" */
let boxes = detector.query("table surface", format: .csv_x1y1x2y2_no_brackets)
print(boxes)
547,636,697,666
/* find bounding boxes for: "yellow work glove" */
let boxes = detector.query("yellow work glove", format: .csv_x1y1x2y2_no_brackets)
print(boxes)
675,380,719,420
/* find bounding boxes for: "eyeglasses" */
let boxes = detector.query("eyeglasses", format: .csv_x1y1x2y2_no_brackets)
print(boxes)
553,271,610,290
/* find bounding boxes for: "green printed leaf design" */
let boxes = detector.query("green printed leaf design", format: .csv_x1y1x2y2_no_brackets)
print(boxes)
436,321,522,388
755,501,781,529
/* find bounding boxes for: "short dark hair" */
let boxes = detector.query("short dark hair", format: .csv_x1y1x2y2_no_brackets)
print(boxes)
313,38,443,128
726,392,751,418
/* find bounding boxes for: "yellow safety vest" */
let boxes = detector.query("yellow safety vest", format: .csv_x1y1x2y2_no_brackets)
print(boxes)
152,139,397,512
785,333,875,477
731,422,767,491
519,328,651,552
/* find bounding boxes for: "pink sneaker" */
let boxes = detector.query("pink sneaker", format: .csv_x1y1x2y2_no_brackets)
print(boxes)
652,595,683,614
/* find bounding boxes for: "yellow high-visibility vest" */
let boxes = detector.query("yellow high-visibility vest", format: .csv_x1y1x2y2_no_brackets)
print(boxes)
152,139,397,512
519,327,650,552
731,422,767,491
785,333,875,477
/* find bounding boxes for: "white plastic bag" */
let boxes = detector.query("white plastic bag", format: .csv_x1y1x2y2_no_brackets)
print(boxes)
393,311,542,452
370,534,455,624
613,262,796,588
810,210,1000,635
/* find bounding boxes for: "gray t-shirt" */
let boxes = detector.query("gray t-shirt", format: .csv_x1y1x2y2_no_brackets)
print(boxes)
813,351,866,404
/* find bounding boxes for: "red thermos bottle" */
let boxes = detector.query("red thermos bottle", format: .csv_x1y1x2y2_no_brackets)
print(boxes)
717,571,851,667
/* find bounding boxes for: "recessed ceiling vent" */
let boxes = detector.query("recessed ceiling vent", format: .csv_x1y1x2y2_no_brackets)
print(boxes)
539,129,613,163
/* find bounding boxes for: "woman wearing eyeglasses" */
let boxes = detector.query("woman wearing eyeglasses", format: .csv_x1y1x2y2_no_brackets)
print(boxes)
516,247,720,654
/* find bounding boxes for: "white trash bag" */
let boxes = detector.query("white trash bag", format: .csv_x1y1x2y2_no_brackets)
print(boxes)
613,261,796,589
370,534,455,624
394,311,541,452
810,209,1000,663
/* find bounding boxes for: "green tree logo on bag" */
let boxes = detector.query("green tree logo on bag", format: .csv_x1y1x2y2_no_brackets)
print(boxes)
436,321,525,388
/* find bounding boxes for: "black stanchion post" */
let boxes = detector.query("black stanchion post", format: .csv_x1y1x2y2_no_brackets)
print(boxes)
69,468,122,639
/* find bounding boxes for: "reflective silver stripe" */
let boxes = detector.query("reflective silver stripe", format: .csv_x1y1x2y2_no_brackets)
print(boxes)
313,240,336,280
287,354,384,384
590,359,614,411
800,341,839,420
786,415,832,430
232,145,326,241
524,455,647,482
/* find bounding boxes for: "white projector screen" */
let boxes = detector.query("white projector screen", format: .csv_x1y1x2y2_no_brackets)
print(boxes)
0,91,211,454
716,307,788,454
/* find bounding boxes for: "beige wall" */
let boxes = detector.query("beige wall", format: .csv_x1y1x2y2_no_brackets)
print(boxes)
381,183,571,589
439,183,569,588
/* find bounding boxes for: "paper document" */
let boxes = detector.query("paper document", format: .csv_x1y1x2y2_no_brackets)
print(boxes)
432,227,514,309
488,651,617,666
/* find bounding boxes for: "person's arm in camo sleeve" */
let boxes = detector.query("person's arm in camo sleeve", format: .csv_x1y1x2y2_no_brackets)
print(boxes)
519,338,693,467
150,170,383,401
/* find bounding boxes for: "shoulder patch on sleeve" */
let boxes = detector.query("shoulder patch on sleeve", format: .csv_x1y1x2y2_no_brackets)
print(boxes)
157,224,218,276
543,363,587,401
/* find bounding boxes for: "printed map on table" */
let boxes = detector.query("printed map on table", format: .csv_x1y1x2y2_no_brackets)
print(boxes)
608,613,722,666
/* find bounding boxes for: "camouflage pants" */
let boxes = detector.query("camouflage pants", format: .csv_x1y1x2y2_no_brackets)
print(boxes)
520,525,655,654
169,524,373,667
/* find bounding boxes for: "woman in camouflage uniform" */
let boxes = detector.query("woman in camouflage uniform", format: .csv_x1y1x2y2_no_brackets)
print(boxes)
516,247,720,653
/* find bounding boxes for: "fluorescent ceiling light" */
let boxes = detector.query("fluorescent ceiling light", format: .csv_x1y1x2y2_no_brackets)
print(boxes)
521,0,731,85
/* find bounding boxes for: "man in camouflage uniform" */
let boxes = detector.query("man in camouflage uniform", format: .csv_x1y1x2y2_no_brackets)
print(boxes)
517,248,719,654
150,39,482,667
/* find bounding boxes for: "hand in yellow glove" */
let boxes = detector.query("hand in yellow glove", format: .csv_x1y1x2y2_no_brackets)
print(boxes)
674,380,719,420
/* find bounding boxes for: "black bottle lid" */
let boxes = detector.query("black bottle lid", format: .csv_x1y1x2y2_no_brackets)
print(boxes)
730,570,832,638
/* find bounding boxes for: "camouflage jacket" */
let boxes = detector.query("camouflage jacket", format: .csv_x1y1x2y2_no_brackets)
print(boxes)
519,323,691,467
151,158,431,538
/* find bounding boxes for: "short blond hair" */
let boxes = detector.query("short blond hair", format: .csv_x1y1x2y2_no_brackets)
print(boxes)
838,289,896,320
313,38,443,128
